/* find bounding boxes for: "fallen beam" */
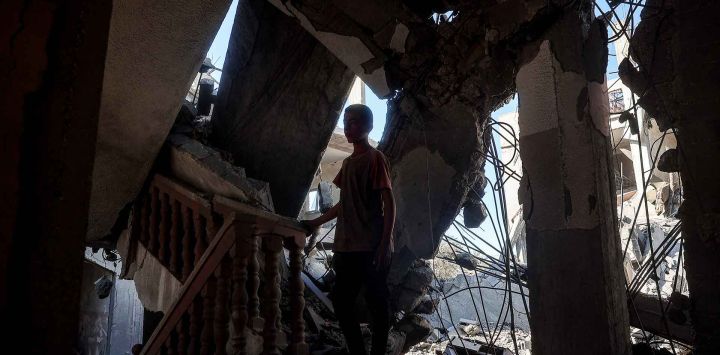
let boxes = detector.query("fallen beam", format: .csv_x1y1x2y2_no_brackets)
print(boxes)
628,293,693,346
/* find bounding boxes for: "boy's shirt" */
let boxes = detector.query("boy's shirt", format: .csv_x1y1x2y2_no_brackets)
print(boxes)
332,147,392,252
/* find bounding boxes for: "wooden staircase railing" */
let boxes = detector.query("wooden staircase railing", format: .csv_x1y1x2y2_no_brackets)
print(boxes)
132,174,220,282
133,175,309,355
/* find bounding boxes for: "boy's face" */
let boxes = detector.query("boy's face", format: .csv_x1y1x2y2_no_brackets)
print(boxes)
343,111,370,143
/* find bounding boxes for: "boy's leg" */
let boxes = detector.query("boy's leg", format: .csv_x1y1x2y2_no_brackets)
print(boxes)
332,252,367,355
362,254,391,355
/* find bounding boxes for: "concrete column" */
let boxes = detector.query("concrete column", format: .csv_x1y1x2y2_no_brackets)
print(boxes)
516,9,631,355
0,1,112,353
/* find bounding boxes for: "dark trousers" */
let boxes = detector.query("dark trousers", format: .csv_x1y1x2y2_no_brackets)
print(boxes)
331,252,391,355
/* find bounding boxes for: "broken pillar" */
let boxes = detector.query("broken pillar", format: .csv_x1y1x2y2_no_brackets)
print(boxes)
516,6,631,355
620,1,720,352
0,0,112,352
211,0,355,218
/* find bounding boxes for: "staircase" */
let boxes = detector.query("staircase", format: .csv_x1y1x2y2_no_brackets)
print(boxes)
131,174,309,355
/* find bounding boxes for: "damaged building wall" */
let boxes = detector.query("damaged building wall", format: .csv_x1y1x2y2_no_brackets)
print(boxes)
1,1,112,352
264,0,558,276
516,6,631,354
210,0,355,218
619,1,720,353
86,0,232,243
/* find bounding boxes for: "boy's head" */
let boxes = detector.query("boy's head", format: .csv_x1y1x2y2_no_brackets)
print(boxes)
343,104,373,143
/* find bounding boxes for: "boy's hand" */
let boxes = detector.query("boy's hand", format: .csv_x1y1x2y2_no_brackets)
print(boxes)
300,220,319,255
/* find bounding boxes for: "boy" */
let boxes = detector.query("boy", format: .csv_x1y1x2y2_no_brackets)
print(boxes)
303,104,395,355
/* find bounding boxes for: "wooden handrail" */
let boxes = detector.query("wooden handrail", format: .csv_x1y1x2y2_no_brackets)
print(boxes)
141,218,236,354
139,175,309,355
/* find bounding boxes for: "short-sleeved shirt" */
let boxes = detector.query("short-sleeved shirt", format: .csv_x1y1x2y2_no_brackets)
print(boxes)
332,147,392,252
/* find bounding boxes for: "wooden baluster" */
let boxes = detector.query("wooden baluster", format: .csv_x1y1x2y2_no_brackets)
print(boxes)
286,236,308,354
193,211,207,267
231,225,249,354
149,186,160,254
214,257,231,355
262,236,283,355
247,231,263,331
158,192,170,264
176,314,188,355
188,297,203,355
200,276,216,355
181,206,194,281
206,215,218,243
140,192,150,245
166,330,176,355
169,198,180,274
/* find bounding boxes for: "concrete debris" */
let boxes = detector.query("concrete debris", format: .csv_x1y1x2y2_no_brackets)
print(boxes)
428,274,530,332
393,262,435,313
454,252,477,271
305,257,334,291
407,327,531,355
386,331,407,355
165,133,274,212
445,337,513,355
413,295,439,315
463,203,487,229
657,149,679,173
462,324,483,337
396,314,433,352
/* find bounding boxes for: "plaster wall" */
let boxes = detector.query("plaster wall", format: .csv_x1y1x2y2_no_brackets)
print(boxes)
87,0,232,242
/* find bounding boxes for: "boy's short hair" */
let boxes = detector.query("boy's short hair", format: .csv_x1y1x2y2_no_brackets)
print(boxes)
344,104,373,131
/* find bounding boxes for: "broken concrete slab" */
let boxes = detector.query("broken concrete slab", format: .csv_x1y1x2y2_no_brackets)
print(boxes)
211,0,355,218
165,134,274,211
87,0,232,242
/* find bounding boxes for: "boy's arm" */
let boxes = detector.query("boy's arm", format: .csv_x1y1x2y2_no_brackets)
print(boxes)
375,189,395,268
300,203,339,254
303,203,340,231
